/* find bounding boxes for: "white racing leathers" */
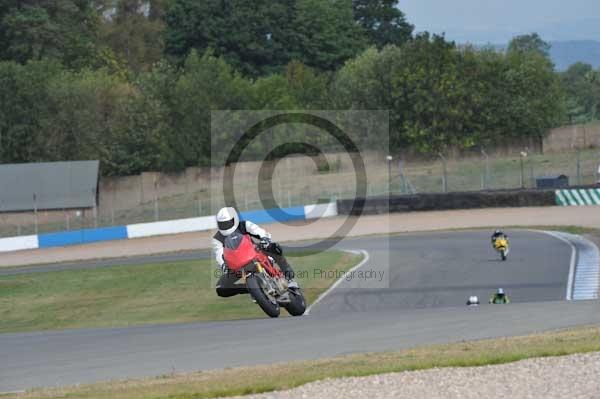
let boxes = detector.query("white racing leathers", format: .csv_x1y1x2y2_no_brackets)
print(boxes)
212,220,271,269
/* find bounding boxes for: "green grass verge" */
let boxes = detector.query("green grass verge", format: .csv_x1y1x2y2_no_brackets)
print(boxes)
6,325,600,399
0,250,361,333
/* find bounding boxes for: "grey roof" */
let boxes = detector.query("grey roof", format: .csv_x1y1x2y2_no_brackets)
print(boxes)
0,161,99,212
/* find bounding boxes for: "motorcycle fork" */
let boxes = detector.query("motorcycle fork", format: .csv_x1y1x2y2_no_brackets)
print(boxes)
248,262,281,297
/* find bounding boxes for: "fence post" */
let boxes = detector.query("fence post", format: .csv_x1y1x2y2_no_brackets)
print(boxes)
519,151,527,189
576,148,581,185
110,186,115,226
153,177,159,222
33,193,38,235
398,160,408,194
92,188,98,228
529,156,534,188
481,148,490,189
438,153,448,193
386,155,393,194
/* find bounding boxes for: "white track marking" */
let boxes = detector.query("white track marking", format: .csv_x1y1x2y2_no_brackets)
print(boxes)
541,231,577,300
304,249,370,315
540,230,600,300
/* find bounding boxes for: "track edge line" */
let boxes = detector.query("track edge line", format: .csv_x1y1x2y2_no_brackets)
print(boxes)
304,249,370,315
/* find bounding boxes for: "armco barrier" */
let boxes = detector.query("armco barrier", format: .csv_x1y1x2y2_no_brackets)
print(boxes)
240,206,306,224
556,188,600,206
38,226,129,249
0,235,39,253
337,189,556,215
305,202,338,219
127,216,216,239
0,202,339,253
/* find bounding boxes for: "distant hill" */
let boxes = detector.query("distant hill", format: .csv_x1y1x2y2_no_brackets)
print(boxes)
549,40,600,71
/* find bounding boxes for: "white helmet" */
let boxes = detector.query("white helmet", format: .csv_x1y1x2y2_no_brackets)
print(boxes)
216,207,239,236
468,296,479,305
498,288,504,295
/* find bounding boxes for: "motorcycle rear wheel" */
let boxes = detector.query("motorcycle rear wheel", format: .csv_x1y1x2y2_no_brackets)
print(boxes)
501,250,507,261
247,275,280,318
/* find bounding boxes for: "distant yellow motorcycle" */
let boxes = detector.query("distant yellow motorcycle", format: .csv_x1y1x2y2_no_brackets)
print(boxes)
493,236,510,261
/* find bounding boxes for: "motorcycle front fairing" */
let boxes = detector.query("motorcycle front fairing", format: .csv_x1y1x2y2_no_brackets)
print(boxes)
222,231,281,277
494,237,508,250
223,232,260,271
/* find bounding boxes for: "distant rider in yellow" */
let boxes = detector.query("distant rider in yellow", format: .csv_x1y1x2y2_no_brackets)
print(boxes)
491,229,507,246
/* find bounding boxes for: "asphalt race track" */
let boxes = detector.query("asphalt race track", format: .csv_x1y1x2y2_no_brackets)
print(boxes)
2,230,600,392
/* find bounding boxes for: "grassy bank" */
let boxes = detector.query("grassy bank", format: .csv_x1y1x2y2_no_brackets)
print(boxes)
0,250,361,333
6,325,600,399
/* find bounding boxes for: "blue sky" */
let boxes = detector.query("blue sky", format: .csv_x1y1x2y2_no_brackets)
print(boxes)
399,0,600,43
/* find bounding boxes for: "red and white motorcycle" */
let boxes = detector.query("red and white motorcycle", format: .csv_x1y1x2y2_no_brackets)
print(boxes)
223,231,306,318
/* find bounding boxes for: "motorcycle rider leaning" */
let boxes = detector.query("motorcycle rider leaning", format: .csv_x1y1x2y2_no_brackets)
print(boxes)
212,207,297,298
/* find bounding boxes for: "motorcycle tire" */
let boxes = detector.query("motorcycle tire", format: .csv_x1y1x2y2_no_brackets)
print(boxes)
285,289,306,316
501,250,507,261
247,275,280,318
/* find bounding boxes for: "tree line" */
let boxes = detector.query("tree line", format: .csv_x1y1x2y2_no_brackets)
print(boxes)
0,0,590,176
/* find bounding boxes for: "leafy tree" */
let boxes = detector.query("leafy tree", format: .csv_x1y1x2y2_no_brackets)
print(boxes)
392,34,477,152
0,59,61,163
164,0,366,74
40,69,127,163
284,61,329,108
102,84,170,175
507,33,551,58
39,67,169,175
560,62,599,123
503,49,564,140
293,0,367,71
0,0,102,68
352,0,413,48
101,0,166,73
172,50,251,168
334,34,565,154
0,4,572,175
164,0,297,76
333,45,402,149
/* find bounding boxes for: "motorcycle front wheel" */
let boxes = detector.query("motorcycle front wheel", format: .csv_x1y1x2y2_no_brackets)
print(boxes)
246,275,280,318
284,288,306,316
